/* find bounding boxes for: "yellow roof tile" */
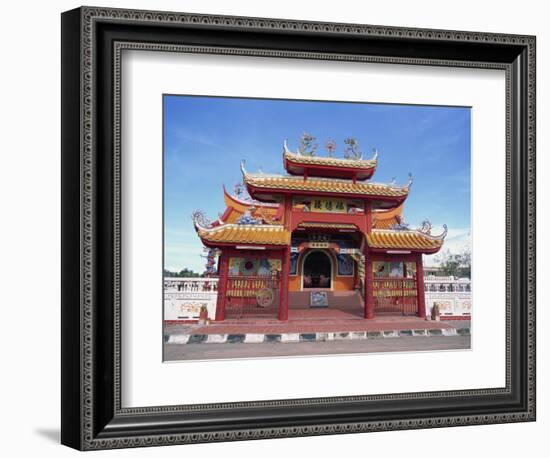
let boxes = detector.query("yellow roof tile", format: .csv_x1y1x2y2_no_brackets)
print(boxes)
372,217,399,229
244,173,409,198
197,224,290,246
367,229,445,252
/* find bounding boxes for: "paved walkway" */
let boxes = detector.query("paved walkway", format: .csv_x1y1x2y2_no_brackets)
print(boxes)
166,316,456,336
164,316,471,348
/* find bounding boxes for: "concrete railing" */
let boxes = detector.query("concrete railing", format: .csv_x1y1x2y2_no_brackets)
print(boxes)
424,277,471,318
164,277,218,292
164,277,218,321
424,276,471,293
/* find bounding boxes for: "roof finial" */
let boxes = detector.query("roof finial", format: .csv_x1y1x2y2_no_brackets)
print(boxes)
240,160,247,176
325,139,337,157
407,172,414,189
283,139,291,155
371,148,378,161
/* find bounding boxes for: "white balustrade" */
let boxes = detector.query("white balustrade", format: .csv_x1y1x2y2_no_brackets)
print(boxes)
164,277,219,322
424,276,471,318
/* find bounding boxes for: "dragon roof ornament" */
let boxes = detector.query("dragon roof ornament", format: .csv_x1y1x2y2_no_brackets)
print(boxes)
388,218,448,240
284,139,379,164
192,209,213,230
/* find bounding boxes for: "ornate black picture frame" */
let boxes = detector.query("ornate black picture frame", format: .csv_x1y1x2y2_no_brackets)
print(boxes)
61,6,536,450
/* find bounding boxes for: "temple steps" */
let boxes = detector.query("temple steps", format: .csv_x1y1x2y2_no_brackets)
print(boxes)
288,290,363,309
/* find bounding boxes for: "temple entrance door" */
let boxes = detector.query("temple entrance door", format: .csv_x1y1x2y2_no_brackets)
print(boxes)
303,250,332,289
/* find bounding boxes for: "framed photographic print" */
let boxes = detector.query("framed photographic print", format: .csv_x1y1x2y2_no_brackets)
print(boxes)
61,6,536,450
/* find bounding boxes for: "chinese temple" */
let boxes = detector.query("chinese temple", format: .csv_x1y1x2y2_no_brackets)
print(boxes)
193,140,447,321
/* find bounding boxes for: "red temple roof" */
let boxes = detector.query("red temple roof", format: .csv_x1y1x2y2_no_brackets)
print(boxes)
241,161,411,209
190,140,446,255
283,141,377,181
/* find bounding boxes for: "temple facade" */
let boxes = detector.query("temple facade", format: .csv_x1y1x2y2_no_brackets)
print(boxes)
192,141,447,321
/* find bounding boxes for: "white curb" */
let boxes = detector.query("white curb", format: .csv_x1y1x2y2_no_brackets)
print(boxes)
206,334,227,343
316,332,334,341
167,334,189,344
383,330,399,338
244,333,265,343
167,327,466,344
280,333,300,343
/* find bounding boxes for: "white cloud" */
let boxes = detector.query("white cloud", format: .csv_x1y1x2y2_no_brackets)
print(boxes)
164,238,206,274
172,127,219,148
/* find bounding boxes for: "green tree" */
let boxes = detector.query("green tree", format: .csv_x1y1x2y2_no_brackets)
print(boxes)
163,268,202,278
436,247,471,278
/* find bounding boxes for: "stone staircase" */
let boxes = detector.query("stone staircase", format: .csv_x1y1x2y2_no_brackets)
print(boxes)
289,290,363,309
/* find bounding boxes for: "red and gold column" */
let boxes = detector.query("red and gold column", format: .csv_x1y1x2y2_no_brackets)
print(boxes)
364,253,374,319
416,254,426,318
279,247,290,321
215,252,229,321
278,195,292,321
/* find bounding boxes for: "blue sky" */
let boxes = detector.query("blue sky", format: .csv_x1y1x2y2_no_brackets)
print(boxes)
164,95,471,273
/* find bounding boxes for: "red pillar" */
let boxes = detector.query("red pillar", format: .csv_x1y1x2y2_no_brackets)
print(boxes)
278,195,292,321
364,203,374,319
416,254,426,318
364,254,374,319
278,247,290,321
215,252,229,321
365,201,372,233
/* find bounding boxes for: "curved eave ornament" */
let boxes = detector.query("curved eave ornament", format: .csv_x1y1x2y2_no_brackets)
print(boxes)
413,223,448,243
435,223,448,241
240,159,248,178
222,183,279,209
192,209,213,232
387,173,413,193
419,223,448,252
401,172,413,191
